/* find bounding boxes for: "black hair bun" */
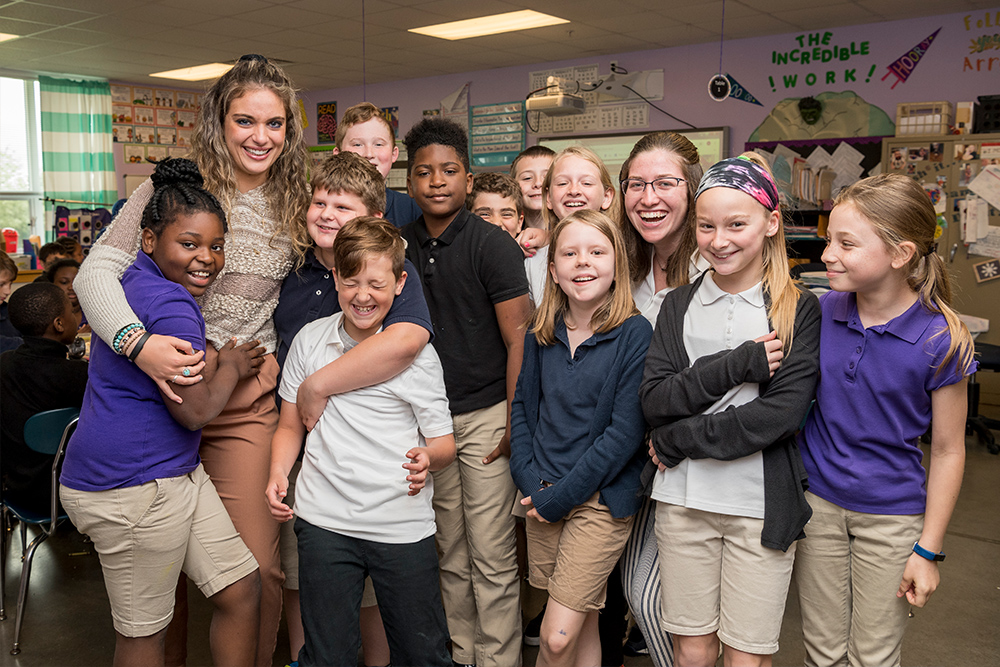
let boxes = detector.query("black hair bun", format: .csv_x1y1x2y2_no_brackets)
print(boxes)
150,157,205,190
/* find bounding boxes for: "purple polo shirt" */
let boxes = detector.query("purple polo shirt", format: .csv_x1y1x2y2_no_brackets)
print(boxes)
799,290,976,515
61,252,205,491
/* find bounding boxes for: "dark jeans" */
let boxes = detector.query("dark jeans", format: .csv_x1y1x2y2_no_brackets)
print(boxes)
295,517,452,667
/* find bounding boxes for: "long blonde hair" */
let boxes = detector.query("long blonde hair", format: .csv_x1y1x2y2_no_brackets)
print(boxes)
697,152,801,352
833,174,975,376
541,146,618,230
191,55,310,254
531,209,638,345
617,131,702,287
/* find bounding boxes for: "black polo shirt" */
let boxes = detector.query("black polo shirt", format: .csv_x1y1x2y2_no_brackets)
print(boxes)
401,208,528,414
0,336,89,513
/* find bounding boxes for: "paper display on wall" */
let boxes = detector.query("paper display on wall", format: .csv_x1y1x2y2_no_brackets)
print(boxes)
527,63,651,135
968,165,1000,212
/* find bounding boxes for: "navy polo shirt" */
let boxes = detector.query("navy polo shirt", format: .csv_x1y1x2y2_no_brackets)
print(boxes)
273,248,434,371
385,188,422,228
401,208,528,414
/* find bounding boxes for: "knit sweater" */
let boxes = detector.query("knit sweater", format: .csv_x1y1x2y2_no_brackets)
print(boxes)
639,270,821,551
76,179,293,353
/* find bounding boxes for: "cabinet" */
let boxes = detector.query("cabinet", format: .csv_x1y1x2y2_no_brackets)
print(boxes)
882,133,1000,345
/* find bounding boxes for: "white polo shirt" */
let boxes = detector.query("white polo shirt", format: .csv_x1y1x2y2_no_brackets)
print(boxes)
279,312,454,544
650,273,767,519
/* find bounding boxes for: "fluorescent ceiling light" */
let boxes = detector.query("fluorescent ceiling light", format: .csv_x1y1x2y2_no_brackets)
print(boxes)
150,63,234,81
0,33,21,42
409,10,568,40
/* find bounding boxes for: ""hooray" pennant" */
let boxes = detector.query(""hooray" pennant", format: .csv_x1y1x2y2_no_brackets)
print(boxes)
881,28,941,89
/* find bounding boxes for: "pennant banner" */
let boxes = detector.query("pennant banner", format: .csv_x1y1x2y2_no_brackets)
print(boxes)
882,28,941,89
726,73,763,106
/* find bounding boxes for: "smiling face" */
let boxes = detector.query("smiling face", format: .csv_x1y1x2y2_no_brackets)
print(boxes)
306,187,380,269
339,118,399,179
696,186,778,294
334,253,406,342
623,148,690,252
141,211,226,297
550,220,616,317
224,88,287,193
822,202,900,295
514,155,553,214
471,191,523,238
407,143,473,233
546,154,614,222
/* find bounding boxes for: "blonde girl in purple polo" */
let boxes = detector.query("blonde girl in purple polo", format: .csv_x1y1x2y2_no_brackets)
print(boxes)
796,174,976,667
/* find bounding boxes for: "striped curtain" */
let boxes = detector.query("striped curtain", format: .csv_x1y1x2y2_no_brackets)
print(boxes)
39,76,117,212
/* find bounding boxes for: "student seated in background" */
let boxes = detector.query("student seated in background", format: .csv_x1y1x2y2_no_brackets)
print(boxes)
267,217,454,667
38,242,69,270
44,259,82,319
53,235,84,264
336,102,421,228
0,251,21,352
0,282,88,515
401,117,531,667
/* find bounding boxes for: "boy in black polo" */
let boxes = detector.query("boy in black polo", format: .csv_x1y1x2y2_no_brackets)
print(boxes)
400,118,531,667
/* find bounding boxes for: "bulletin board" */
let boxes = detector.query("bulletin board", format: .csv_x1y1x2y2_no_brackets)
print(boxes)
110,83,199,161
539,128,729,182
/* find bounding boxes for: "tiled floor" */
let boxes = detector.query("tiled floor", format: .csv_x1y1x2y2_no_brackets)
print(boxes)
2,422,999,666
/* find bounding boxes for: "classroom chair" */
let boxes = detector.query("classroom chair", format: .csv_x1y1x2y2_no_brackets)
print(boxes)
968,342,1000,455
0,407,79,655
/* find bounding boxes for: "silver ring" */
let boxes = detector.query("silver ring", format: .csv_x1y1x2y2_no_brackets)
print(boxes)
172,374,179,383
182,367,191,377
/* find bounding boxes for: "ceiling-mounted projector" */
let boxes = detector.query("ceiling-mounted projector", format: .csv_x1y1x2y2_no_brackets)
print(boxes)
526,93,585,116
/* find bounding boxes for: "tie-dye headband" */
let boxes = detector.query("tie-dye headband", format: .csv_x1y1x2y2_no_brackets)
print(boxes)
695,156,780,212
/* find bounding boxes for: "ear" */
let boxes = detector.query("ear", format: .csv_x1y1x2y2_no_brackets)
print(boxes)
332,147,340,155
764,209,780,237
464,171,474,194
391,144,399,163
600,186,614,211
516,212,524,233
374,211,384,219
549,261,559,286
892,241,917,269
52,315,67,335
395,270,407,296
140,227,157,254
331,266,340,291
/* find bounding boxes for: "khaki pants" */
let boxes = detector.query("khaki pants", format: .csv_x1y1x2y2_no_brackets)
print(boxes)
795,492,923,667
433,401,521,667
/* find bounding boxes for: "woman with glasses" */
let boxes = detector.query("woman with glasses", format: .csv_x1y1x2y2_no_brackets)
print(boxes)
616,131,706,667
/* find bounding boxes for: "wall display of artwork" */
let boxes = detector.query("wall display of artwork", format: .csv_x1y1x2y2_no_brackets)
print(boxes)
109,84,202,147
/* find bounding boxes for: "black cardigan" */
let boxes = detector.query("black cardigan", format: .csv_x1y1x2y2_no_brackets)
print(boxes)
639,271,821,551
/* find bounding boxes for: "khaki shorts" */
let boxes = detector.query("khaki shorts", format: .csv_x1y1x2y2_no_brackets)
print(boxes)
526,493,633,612
654,502,795,655
61,463,258,637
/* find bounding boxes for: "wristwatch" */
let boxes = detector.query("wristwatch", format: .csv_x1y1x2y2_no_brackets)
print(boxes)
912,541,946,562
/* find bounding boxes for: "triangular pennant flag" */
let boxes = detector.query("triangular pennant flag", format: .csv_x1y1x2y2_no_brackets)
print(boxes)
882,28,941,89
725,73,763,106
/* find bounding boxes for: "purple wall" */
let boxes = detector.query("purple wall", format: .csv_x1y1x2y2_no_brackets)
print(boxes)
300,9,999,155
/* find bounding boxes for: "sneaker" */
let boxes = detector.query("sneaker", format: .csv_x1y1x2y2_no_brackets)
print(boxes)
623,624,649,657
523,603,546,646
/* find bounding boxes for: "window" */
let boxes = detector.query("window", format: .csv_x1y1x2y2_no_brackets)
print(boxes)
0,76,44,241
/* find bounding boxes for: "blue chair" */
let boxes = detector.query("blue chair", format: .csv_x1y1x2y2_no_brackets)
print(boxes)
0,407,79,655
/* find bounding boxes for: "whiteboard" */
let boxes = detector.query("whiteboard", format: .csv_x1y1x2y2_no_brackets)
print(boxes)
539,128,729,182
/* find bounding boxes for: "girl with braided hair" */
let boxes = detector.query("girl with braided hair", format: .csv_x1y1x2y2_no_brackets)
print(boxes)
61,158,266,667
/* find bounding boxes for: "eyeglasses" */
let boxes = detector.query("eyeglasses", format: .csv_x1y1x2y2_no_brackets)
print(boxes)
621,177,686,195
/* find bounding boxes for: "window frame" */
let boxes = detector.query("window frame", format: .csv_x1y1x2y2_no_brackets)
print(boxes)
0,76,45,239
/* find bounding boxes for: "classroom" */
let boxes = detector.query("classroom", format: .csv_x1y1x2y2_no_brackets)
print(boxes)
1,2,998,666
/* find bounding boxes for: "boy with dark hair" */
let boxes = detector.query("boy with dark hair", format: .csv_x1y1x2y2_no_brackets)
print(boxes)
336,102,421,228
0,250,22,352
38,242,69,269
267,217,454,667
467,172,524,238
401,117,531,667
0,282,88,514
54,235,85,263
